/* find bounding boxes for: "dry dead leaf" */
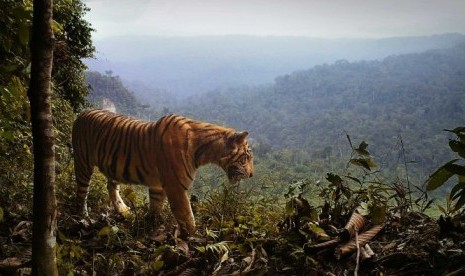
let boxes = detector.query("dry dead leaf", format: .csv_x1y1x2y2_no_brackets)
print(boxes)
176,239,190,257
0,257,22,269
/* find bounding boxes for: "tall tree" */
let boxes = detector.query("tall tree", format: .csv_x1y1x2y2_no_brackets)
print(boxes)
28,0,58,274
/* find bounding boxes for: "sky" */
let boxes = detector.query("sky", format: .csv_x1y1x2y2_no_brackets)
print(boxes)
82,0,465,39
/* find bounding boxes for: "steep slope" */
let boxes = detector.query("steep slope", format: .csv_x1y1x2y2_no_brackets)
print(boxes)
85,71,146,116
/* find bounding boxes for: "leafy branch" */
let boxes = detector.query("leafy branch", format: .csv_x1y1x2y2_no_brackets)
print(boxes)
426,127,465,214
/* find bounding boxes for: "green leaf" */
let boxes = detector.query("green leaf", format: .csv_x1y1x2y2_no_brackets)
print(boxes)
285,200,295,216
426,159,460,191
449,140,465,159
326,173,343,186
370,204,387,225
0,206,3,222
454,191,465,211
18,23,29,46
237,243,249,255
350,158,376,170
98,226,111,236
0,64,18,73
1,130,15,142
450,182,465,200
123,187,138,202
98,226,113,236
445,128,465,143
194,246,206,253
307,223,327,235
52,20,64,34
153,245,172,257
151,260,164,271
57,230,71,243
437,204,447,214
444,127,465,135
359,141,368,151
341,187,352,200
423,199,435,211
308,208,319,221
366,159,378,168
358,202,369,216
444,164,465,176
12,6,31,20
355,141,370,156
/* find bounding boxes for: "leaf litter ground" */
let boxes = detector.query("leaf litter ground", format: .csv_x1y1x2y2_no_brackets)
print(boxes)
1,199,465,275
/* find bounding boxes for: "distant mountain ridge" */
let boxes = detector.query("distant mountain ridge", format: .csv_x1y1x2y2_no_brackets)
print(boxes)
85,33,465,101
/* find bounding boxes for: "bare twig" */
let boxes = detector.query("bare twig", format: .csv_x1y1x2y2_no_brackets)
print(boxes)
354,228,360,276
399,135,413,211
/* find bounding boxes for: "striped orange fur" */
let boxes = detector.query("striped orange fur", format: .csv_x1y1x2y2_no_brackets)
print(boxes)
72,109,254,237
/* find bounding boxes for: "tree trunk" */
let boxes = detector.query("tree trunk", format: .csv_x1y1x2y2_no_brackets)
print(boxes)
28,0,58,275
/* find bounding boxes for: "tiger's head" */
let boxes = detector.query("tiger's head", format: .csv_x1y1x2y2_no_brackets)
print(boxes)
221,131,254,184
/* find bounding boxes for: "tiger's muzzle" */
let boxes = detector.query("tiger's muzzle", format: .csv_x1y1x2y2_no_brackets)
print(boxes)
227,165,252,182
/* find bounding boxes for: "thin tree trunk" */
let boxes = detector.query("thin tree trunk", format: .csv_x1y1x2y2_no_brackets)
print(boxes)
28,0,58,274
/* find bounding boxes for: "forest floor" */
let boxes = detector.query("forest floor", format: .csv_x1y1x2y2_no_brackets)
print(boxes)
1,194,465,275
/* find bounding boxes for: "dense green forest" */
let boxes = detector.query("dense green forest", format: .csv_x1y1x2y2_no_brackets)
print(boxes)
174,45,465,187
2,0,465,274
85,70,149,116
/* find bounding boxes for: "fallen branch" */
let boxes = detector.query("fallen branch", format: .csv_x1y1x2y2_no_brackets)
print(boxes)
340,208,366,241
335,224,384,259
304,238,341,254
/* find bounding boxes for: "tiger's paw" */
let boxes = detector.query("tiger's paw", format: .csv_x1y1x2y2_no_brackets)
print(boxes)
76,199,89,218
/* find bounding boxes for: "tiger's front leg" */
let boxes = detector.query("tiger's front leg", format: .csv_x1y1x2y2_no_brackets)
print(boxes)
107,179,130,216
164,183,195,238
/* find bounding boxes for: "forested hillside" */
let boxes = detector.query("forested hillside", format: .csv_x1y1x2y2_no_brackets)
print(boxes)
85,71,148,116
86,33,465,99
176,44,465,180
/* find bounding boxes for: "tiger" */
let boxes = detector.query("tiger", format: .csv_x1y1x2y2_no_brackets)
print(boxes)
72,109,254,237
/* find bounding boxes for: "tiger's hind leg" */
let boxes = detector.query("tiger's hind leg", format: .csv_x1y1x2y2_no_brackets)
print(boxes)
74,160,93,217
148,185,167,223
107,179,130,216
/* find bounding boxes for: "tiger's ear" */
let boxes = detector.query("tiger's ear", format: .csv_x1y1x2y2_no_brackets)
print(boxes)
227,131,249,148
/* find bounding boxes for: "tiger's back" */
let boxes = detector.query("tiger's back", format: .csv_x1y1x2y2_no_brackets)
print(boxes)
72,109,159,187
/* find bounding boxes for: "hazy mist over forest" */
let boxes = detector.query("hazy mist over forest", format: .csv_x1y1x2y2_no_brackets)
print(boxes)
86,34,465,100
83,0,465,101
